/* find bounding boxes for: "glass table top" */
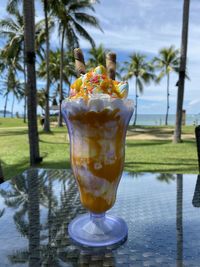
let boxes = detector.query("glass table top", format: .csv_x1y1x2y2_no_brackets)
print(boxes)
0,169,200,267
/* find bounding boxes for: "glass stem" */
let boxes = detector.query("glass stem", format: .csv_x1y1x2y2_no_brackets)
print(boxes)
90,212,106,222
89,212,111,235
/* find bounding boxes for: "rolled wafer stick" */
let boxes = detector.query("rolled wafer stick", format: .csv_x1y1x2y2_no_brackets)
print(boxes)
74,48,86,77
106,52,116,80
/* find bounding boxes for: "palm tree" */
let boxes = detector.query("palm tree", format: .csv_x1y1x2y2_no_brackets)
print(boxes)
153,46,180,125
37,88,46,112
0,160,4,183
0,169,49,231
10,82,24,118
0,49,23,117
27,169,40,266
0,67,11,118
0,169,82,265
156,173,175,184
7,0,55,131
2,69,24,118
3,59,24,118
87,44,106,69
0,7,49,123
0,8,27,122
123,53,155,125
0,169,51,263
38,49,76,108
23,0,42,165
174,0,190,143
6,0,101,127
176,174,183,266
51,0,102,126
42,0,51,133
38,49,75,88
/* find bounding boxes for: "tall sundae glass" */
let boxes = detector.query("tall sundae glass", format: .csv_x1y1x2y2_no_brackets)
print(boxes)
62,65,133,247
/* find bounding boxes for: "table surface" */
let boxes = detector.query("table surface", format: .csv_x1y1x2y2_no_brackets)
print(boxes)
0,169,200,267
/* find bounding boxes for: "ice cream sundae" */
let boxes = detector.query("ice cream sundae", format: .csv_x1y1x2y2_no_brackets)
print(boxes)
62,65,133,213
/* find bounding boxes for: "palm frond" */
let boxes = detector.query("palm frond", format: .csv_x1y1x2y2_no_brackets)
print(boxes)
0,208,5,217
156,71,165,83
72,20,95,47
69,0,96,12
137,78,144,94
0,18,20,34
6,0,21,14
74,12,103,32
65,24,79,49
153,45,180,83
8,250,29,264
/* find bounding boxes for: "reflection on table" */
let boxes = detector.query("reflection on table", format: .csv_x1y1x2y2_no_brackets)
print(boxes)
0,169,200,266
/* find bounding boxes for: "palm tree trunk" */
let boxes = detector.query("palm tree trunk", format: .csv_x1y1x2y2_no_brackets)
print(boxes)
133,78,138,126
28,169,40,266
48,177,53,246
23,0,42,165
23,43,27,123
176,174,183,267
165,73,170,126
0,161,4,183
11,93,15,118
24,96,27,122
4,93,9,118
68,76,73,96
58,27,65,127
43,0,51,133
174,0,190,143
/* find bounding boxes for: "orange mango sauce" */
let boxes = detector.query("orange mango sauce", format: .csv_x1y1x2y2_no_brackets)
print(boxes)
69,108,125,213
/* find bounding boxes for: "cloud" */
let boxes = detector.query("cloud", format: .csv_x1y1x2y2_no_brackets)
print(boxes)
80,3,181,57
1,0,200,115
141,95,167,102
188,99,200,106
80,0,199,61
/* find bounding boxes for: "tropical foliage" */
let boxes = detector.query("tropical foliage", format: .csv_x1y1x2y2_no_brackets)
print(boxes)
153,46,180,125
0,48,23,117
0,0,102,166
50,0,102,126
0,8,48,121
122,53,155,125
0,0,191,168
87,44,106,69
0,169,84,265
38,49,76,100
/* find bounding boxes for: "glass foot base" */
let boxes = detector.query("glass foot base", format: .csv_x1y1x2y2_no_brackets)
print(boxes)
68,213,128,247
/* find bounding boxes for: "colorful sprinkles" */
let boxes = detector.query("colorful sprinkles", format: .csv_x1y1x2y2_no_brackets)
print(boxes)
69,65,128,100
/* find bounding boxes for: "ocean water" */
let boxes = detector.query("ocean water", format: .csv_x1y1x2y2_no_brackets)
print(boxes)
129,114,200,126
0,112,12,118
1,112,200,126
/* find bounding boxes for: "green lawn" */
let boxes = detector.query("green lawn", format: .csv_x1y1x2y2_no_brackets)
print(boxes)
0,118,198,180
125,139,197,173
0,118,28,127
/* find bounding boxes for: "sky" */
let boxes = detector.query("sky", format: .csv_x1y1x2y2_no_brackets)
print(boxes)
0,0,200,115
